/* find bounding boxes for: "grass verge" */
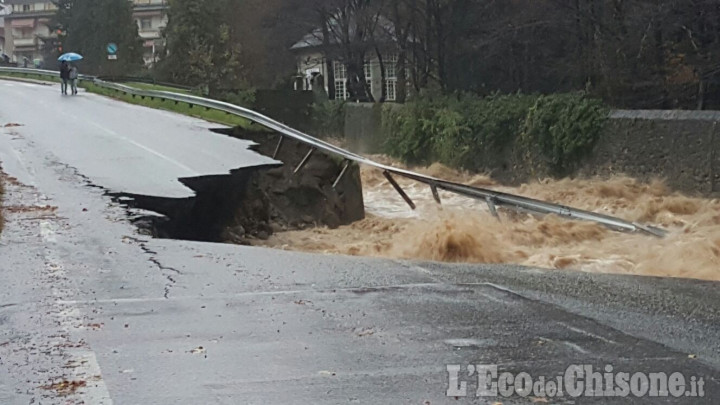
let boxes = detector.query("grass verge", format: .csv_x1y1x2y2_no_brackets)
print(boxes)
0,73,254,128
82,82,253,128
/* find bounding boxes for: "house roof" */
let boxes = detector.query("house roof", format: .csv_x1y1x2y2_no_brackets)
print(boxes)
291,15,397,51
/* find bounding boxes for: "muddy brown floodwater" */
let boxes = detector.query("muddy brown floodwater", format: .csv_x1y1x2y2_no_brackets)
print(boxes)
255,155,720,281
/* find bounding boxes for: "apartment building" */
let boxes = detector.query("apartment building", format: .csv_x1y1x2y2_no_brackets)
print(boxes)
2,0,56,66
0,1,8,59
133,0,167,66
1,0,167,66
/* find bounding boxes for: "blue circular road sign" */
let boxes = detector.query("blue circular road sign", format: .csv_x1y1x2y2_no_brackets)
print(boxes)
107,43,118,55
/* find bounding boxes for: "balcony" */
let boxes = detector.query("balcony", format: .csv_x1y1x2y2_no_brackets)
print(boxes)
139,30,162,40
13,37,37,47
8,9,56,19
133,1,168,13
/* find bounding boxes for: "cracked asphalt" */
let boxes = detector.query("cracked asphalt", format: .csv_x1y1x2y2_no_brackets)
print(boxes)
0,80,719,404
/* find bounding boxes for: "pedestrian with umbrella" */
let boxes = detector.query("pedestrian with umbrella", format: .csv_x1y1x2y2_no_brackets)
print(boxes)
57,53,83,95
69,64,79,95
59,61,70,95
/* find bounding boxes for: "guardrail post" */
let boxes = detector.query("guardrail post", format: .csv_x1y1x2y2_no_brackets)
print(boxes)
485,196,499,219
383,171,416,210
273,136,284,159
294,147,315,174
431,184,441,205
332,160,351,189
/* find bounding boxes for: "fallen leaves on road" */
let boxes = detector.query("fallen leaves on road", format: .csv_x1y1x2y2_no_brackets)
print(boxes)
1,175,23,186
356,328,375,337
63,359,88,369
40,380,86,396
4,204,57,213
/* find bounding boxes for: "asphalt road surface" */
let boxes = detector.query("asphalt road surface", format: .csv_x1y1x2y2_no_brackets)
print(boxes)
0,80,718,404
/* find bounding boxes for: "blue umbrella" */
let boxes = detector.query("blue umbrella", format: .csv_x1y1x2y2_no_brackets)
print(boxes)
58,52,83,62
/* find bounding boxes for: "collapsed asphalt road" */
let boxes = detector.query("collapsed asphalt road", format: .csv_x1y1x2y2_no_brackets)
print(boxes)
0,80,718,404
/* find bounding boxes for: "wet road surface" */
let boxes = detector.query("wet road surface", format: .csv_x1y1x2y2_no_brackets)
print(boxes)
0,80,718,404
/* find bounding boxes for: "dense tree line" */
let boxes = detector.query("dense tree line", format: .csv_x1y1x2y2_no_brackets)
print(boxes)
54,0,720,109
52,0,144,75
157,0,310,96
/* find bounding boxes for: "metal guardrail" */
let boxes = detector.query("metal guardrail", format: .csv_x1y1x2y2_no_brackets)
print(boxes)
95,75,194,91
0,67,95,81
0,67,667,237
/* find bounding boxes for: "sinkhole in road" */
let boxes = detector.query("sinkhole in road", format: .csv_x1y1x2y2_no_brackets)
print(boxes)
111,128,719,282
114,128,365,245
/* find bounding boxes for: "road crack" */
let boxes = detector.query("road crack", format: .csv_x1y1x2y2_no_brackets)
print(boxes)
137,242,181,299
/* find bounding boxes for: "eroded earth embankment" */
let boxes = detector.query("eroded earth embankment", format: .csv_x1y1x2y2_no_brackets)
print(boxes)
120,128,364,244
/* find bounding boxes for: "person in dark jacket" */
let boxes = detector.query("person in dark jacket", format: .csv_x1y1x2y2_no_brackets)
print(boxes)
60,61,70,95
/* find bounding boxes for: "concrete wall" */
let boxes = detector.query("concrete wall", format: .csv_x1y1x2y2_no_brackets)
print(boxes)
344,104,720,196
343,103,384,154
581,110,720,196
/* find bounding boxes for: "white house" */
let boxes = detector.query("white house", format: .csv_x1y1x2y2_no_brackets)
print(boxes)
290,17,402,102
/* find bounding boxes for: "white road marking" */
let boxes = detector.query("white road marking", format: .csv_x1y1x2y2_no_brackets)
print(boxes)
87,121,195,173
563,341,589,354
66,350,114,405
40,221,114,404
475,291,510,304
561,323,617,345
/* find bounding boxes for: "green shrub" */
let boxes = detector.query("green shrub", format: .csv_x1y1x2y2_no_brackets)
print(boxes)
220,89,257,108
383,95,439,164
382,92,607,175
439,93,536,170
383,92,533,169
520,93,607,174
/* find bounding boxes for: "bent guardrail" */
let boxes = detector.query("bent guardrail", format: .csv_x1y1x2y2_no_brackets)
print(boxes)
0,67,667,237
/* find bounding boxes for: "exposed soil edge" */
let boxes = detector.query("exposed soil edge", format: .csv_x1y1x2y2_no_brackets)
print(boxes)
118,128,365,244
